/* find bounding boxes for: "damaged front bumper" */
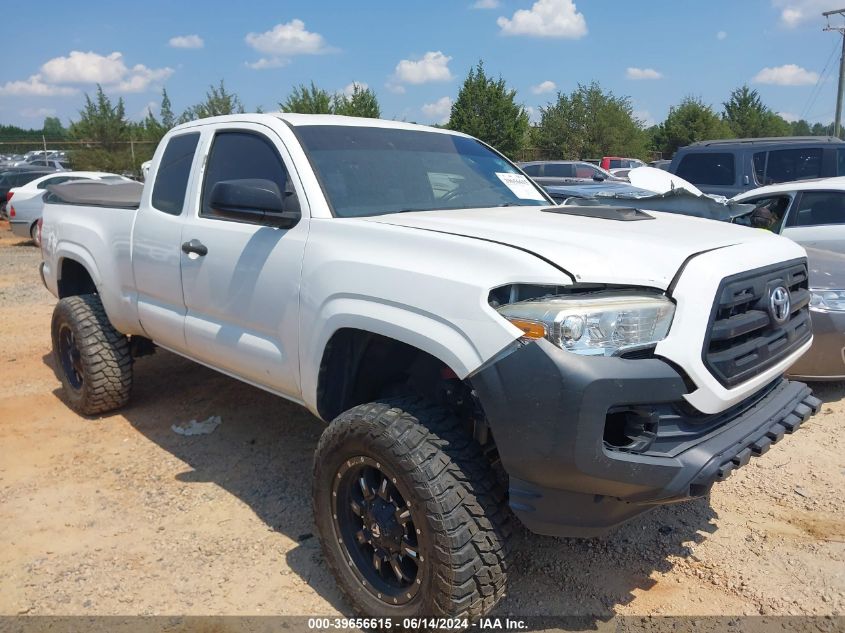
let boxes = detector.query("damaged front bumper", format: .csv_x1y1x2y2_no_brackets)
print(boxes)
470,338,821,537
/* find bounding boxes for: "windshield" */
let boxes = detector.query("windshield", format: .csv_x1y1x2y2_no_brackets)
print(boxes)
295,125,550,217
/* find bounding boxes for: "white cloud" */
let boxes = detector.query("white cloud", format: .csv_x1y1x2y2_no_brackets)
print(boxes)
716,30,727,40
341,82,368,96
245,19,333,68
633,109,656,127
114,64,173,93
20,107,57,118
246,57,289,70
421,96,453,124
11,50,174,95
393,51,453,85
1,74,78,97
472,0,500,8
531,80,557,94
626,67,663,80
169,34,204,49
773,0,829,27
778,111,800,122
497,0,587,38
41,51,127,84
753,63,818,85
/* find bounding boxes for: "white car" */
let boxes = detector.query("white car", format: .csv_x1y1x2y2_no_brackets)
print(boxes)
8,171,129,245
731,176,845,252
40,114,820,622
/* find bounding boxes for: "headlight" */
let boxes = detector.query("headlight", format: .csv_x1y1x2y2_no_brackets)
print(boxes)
810,289,845,312
497,293,675,356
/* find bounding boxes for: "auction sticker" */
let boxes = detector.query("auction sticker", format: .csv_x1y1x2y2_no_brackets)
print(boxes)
495,172,546,200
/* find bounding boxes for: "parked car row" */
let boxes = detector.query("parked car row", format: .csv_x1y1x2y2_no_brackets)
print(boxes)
0,149,69,169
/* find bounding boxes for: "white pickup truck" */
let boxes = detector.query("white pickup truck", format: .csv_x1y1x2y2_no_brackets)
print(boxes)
40,114,820,621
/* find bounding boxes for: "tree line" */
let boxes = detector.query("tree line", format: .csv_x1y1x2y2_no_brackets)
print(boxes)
2,61,836,173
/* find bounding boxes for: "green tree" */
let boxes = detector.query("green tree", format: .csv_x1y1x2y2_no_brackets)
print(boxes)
160,88,175,129
332,84,381,118
653,96,733,156
447,61,529,157
811,122,831,136
534,82,648,160
70,85,129,150
722,85,790,138
280,82,333,114
67,85,134,171
42,116,66,139
790,119,812,136
179,80,245,122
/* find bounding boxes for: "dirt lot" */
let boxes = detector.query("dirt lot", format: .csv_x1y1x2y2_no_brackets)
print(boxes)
0,221,843,621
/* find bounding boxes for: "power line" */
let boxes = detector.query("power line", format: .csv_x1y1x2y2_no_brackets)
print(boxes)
800,37,840,120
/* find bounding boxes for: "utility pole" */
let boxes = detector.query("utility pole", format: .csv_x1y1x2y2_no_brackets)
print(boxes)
823,8,845,137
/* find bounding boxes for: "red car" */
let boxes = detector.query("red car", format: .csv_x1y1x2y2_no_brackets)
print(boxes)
600,156,646,170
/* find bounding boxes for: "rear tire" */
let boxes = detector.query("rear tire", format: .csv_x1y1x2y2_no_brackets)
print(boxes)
51,294,132,415
30,222,40,247
313,398,511,621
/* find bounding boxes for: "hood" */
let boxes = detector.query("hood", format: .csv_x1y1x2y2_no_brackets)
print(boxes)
366,206,784,290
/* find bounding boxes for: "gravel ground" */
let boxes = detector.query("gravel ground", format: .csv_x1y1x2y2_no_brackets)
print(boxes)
0,221,843,622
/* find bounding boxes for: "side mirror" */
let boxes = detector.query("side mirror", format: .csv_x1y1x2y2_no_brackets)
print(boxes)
593,174,606,182
208,178,300,228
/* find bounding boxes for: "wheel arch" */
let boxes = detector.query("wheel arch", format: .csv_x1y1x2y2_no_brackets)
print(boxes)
303,299,495,418
313,325,474,422
56,252,100,298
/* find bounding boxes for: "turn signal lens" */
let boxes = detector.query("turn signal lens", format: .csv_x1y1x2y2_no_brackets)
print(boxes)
506,317,548,339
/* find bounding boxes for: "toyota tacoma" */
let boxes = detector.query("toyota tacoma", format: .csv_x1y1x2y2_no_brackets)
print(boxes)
39,114,820,621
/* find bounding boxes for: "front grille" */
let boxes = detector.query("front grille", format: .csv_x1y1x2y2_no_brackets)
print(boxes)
703,258,812,388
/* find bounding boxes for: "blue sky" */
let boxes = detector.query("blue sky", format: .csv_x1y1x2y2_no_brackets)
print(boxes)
0,0,841,130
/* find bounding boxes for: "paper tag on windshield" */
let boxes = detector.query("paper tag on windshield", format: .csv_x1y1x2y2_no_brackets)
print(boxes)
495,172,546,201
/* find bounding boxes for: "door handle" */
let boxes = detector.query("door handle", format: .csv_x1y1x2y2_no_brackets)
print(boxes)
181,239,208,256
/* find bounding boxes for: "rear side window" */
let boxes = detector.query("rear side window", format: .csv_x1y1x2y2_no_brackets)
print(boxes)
675,153,735,186
544,163,574,177
521,164,541,176
575,164,598,179
200,130,288,219
609,159,622,168
151,132,200,215
764,148,822,184
787,191,845,227
838,148,845,176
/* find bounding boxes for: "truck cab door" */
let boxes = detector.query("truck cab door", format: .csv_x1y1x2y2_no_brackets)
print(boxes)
178,124,308,400
132,131,202,351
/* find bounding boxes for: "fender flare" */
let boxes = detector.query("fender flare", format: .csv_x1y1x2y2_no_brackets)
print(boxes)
301,295,497,413
55,243,102,293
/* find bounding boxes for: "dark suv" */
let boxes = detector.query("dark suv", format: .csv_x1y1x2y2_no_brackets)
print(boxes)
669,136,845,197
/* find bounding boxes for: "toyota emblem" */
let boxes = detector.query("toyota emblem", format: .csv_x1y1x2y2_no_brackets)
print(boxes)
769,286,791,325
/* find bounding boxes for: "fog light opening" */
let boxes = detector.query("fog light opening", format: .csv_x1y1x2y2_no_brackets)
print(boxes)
604,409,658,453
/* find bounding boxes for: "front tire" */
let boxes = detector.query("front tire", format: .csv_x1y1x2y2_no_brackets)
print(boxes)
51,294,132,415
313,398,511,621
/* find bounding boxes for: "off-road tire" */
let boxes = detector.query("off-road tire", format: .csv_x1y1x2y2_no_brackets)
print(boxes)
313,397,512,621
51,294,132,415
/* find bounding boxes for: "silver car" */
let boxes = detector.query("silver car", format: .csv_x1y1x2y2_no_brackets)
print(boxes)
733,178,845,379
